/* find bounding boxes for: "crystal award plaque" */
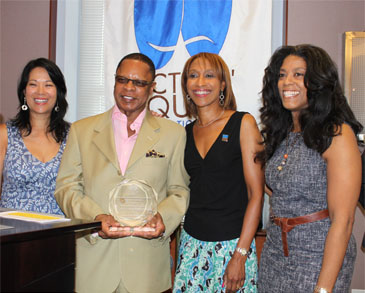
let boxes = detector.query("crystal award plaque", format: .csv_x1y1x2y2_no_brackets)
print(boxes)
109,178,158,227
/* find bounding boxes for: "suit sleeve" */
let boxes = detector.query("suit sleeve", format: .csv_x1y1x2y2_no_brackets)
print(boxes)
55,124,105,220
157,126,190,238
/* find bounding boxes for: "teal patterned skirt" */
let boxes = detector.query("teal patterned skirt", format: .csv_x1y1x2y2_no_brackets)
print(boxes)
173,229,258,292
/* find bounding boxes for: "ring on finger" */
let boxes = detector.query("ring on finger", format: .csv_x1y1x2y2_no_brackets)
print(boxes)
130,227,134,234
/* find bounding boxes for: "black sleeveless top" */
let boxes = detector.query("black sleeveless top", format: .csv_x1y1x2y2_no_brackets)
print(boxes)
183,112,249,241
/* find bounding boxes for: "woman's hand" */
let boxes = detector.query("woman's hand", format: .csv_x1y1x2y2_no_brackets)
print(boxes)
223,252,246,292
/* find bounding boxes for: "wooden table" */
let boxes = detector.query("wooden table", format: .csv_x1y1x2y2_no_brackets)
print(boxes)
1,213,100,292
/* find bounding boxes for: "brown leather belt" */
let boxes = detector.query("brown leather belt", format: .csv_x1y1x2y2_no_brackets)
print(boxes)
271,209,329,257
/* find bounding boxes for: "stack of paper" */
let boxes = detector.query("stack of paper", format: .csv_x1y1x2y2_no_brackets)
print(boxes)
0,211,70,223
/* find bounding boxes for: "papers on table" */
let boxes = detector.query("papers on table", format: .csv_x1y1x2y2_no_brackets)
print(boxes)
0,211,70,223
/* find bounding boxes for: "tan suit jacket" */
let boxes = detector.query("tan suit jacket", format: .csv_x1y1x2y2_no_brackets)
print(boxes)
55,109,190,293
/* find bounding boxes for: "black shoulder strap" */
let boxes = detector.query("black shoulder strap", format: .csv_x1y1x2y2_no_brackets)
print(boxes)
223,111,247,133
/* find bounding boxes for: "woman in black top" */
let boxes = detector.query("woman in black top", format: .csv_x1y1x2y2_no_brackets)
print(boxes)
173,53,264,293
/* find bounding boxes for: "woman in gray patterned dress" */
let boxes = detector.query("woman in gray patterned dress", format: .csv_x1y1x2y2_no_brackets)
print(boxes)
256,45,363,293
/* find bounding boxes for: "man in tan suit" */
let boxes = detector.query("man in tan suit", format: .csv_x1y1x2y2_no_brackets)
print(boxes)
55,53,189,293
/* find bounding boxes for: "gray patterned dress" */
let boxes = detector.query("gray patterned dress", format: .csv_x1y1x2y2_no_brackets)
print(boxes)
258,132,356,293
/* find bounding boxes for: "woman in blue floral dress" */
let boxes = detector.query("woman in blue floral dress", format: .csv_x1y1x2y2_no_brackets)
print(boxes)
0,58,69,215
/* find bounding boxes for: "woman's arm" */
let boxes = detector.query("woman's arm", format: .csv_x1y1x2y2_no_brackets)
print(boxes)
0,123,8,197
223,114,264,292
316,124,361,292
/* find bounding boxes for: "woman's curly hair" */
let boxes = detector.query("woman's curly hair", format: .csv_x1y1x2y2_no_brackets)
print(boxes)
256,44,363,165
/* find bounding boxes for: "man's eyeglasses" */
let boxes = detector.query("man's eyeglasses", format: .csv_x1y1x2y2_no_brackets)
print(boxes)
115,75,153,88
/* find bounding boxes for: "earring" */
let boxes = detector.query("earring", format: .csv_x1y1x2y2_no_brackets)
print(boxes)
219,90,225,106
186,94,191,102
21,97,28,111
54,103,60,112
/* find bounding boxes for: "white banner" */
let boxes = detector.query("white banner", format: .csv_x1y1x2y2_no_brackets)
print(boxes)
104,0,272,126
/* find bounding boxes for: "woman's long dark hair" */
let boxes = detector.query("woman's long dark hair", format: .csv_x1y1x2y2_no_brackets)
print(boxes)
11,58,70,143
256,44,363,165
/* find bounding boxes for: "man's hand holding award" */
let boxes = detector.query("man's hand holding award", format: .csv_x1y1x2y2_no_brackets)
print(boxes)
103,178,165,239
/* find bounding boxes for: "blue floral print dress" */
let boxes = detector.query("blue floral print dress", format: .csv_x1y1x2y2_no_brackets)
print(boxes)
0,121,67,215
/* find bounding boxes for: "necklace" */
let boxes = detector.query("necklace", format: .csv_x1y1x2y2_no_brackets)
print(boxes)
196,110,225,128
277,132,301,171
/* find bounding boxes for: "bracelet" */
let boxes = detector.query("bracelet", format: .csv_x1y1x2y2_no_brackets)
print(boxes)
314,286,331,293
235,247,248,257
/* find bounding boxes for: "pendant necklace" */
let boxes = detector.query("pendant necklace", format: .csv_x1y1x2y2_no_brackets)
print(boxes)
277,132,301,171
196,110,225,128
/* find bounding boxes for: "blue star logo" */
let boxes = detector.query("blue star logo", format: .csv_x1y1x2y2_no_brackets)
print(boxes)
134,0,232,69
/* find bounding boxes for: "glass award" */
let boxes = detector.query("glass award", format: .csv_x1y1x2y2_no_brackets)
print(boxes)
109,178,158,227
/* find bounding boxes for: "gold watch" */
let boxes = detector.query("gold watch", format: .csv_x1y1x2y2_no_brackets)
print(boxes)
235,247,248,257
314,286,331,293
